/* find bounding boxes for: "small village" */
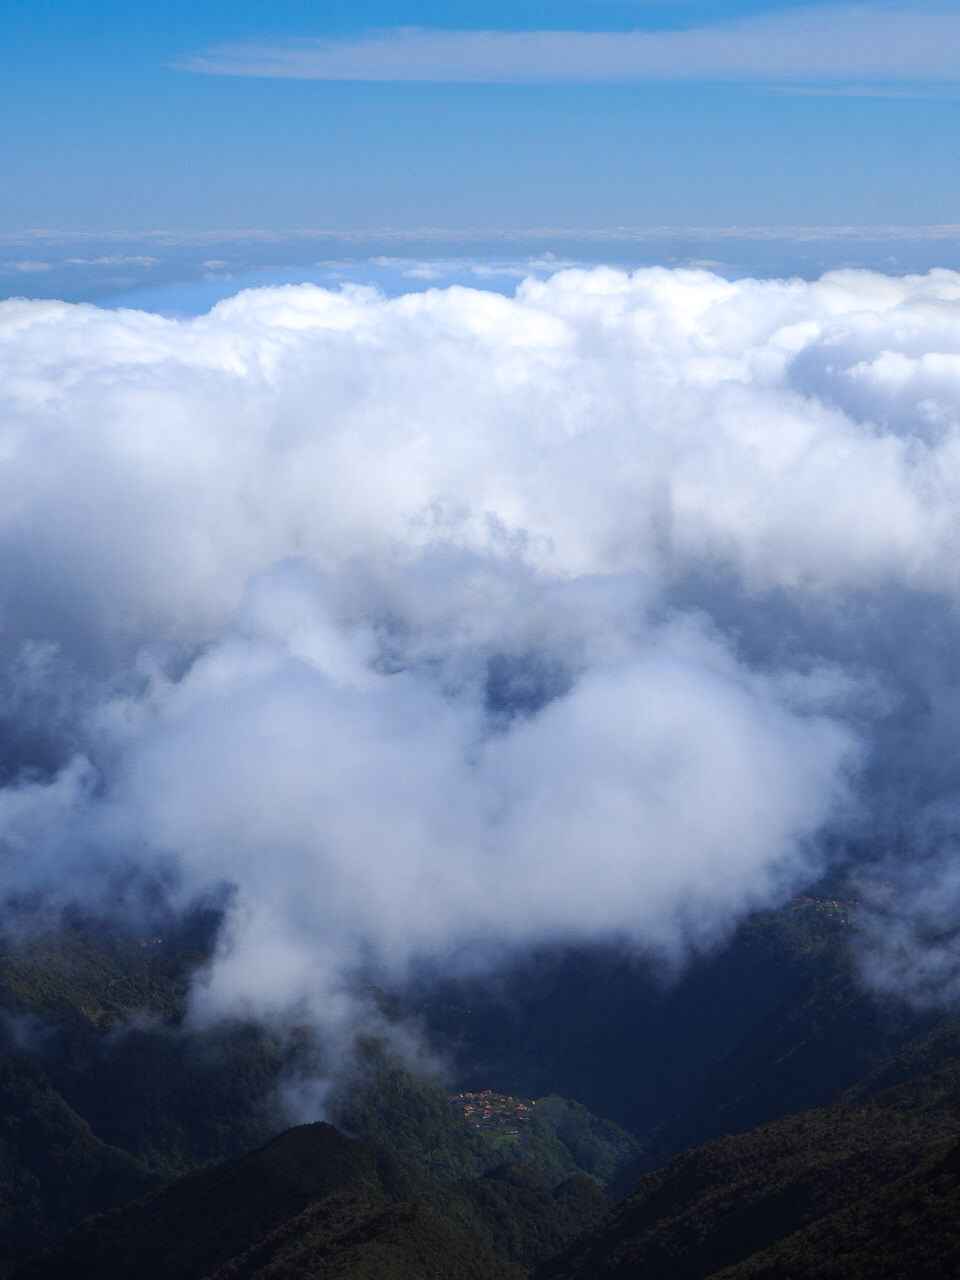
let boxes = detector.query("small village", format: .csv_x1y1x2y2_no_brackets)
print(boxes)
791,895,858,925
447,1090,535,1132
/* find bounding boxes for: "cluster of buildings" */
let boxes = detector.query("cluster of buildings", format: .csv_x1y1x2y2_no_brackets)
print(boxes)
447,1090,535,1129
791,895,858,924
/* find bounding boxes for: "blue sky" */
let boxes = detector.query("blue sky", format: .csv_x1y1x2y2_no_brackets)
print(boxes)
4,0,960,236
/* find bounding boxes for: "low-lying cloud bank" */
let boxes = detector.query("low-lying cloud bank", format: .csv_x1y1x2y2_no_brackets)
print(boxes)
1,265,959,1031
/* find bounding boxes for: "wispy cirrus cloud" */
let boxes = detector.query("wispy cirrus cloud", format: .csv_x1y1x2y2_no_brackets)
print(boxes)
172,6,960,86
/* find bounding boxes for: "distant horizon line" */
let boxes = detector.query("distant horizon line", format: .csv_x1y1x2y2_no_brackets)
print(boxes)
8,225,960,246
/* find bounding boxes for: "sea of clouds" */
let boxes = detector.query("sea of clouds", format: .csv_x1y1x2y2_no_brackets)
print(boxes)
2,265,960,1039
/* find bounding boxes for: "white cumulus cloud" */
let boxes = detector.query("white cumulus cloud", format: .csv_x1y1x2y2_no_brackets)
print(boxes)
2,265,960,1025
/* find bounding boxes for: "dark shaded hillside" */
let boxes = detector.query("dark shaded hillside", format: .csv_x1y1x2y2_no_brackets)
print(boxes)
11,1122,495,1280
717,1138,960,1280
0,1052,158,1276
848,1017,960,1100
657,964,927,1158
205,1199,523,1280
47,1019,283,1173
11,1122,607,1280
535,1057,960,1280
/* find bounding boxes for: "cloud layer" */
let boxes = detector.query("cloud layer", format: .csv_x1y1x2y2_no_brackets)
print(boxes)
2,265,960,1027
175,8,960,86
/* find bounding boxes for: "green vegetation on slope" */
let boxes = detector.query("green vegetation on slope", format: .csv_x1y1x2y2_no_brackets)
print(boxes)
4,910,960,1279
716,1138,960,1280
332,1044,640,1189
332,1043,490,1181
11,1122,610,1280
50,1019,284,1174
0,926,199,1029
0,923,286,1177
526,1095,641,1189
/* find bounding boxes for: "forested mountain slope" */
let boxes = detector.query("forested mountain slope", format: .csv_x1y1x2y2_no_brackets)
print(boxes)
3,909,960,1278
537,1054,960,1280
11,1122,607,1280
